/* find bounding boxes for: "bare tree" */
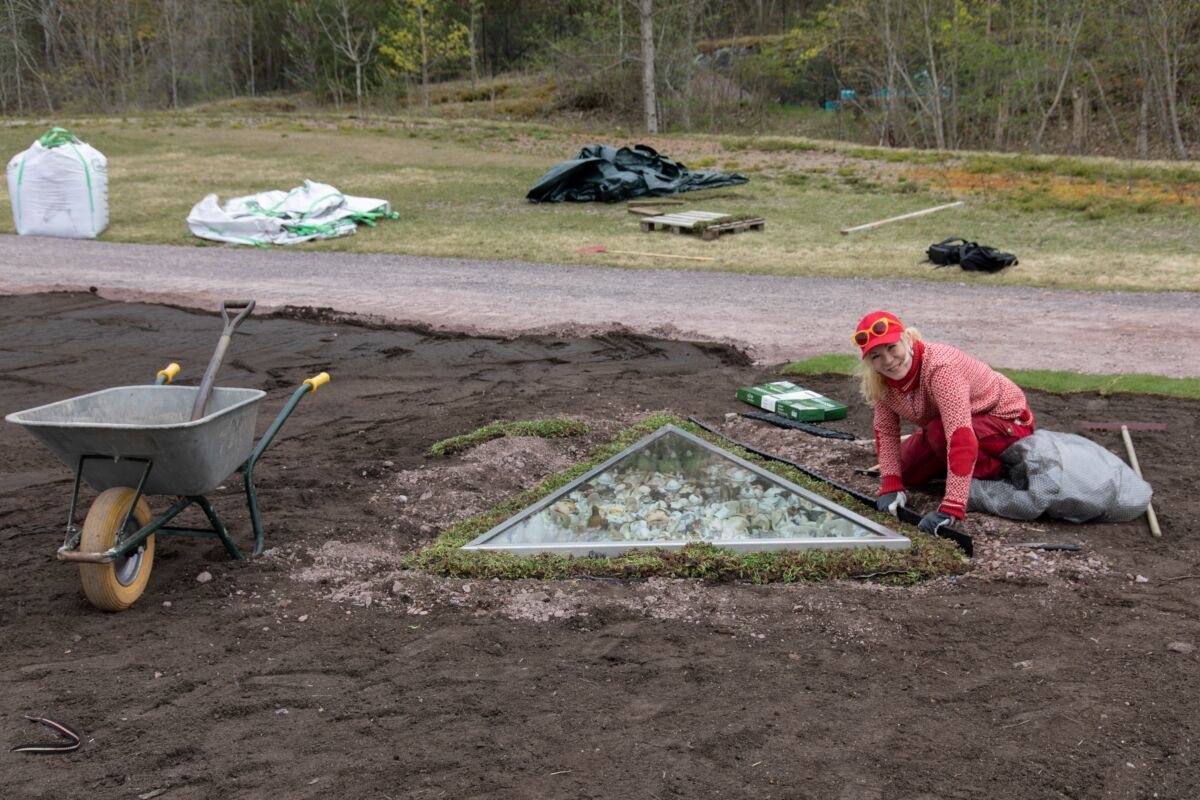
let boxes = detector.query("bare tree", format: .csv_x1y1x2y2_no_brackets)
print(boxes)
681,0,695,129
3,0,28,109
317,0,379,117
468,0,482,89
1031,9,1085,152
1,0,52,111
238,0,256,96
1142,0,1189,158
162,0,182,109
639,0,657,133
917,0,946,149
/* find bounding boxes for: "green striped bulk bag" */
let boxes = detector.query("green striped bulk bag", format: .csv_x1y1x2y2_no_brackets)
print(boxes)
7,127,109,238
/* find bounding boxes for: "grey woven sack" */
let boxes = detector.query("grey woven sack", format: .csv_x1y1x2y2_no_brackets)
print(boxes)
968,430,1152,523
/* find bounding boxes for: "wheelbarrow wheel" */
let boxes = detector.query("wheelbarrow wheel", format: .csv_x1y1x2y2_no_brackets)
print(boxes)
79,488,155,612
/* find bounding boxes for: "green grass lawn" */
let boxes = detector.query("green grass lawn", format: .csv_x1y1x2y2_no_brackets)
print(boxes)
2,114,1199,292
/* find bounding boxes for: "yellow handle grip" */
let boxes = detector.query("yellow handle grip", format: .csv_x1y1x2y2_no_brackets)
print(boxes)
303,372,331,392
157,363,181,384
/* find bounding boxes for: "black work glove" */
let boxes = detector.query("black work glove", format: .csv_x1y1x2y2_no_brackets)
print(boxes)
917,510,955,535
876,490,907,517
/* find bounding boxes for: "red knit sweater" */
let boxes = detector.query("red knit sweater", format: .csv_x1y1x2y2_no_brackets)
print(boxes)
875,341,1031,518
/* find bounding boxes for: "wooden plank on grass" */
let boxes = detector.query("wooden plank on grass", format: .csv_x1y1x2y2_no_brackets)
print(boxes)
628,199,686,207
840,201,965,235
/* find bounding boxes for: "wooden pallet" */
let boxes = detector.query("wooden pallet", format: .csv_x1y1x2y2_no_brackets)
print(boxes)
640,210,766,240
696,216,766,240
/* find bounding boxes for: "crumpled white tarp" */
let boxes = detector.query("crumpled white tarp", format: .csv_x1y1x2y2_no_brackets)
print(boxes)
186,179,395,246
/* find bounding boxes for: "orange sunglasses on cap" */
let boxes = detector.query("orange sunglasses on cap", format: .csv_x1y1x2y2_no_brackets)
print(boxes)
852,317,901,347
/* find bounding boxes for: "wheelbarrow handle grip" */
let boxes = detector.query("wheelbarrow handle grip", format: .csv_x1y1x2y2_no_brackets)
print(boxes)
220,300,256,334
303,372,331,392
155,362,181,385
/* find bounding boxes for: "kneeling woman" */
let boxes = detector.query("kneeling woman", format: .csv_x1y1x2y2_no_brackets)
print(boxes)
854,311,1035,534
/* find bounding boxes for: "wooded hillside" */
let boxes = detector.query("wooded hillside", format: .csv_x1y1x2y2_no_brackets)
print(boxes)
1,0,1195,159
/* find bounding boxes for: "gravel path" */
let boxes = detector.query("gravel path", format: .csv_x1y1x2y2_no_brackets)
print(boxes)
2,234,1197,376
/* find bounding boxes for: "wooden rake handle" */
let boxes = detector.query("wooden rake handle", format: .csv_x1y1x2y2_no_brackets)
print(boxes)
1120,425,1162,538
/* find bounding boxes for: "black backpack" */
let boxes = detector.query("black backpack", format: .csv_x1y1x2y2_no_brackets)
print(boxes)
926,237,1018,273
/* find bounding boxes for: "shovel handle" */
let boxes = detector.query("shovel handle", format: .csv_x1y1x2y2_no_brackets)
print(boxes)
221,300,256,334
191,300,257,420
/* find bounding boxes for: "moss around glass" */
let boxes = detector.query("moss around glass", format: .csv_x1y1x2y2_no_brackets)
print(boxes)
463,424,909,557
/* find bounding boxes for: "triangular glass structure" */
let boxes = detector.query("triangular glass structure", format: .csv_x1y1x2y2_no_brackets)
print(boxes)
463,424,909,556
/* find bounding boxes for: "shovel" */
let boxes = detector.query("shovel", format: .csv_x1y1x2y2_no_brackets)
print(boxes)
190,299,256,420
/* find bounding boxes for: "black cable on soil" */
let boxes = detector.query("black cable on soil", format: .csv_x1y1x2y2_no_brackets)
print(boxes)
738,411,857,440
686,416,974,557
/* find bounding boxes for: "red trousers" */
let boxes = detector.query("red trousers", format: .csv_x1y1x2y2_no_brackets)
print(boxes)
901,414,1035,486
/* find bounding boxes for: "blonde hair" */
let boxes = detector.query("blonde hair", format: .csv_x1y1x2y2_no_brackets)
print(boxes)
856,327,923,404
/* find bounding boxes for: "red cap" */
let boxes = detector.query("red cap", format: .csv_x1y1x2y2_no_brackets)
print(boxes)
854,311,905,358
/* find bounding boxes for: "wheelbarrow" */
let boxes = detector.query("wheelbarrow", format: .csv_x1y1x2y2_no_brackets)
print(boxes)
5,300,330,611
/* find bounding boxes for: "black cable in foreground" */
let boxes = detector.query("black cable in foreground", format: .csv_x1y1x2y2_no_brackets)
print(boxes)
11,716,81,754
686,416,974,557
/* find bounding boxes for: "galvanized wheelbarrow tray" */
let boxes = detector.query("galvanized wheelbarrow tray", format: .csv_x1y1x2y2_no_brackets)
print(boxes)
5,300,330,611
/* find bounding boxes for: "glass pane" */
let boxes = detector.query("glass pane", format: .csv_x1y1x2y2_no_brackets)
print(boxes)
486,428,879,546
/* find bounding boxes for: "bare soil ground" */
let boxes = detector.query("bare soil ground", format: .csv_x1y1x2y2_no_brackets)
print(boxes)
2,293,1198,800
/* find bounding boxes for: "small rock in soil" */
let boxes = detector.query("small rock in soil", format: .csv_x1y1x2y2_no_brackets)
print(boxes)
1166,641,1194,654
196,571,213,584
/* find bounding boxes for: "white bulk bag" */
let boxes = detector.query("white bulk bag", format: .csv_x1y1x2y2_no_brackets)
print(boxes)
7,127,109,238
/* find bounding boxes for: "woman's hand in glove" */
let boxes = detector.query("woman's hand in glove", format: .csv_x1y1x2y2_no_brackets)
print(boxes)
917,510,955,535
876,491,907,517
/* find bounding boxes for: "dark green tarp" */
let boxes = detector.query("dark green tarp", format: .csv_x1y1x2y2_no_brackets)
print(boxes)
526,144,749,203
